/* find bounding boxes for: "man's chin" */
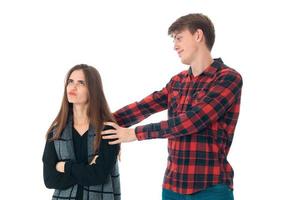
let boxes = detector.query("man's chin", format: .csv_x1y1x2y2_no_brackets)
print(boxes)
180,58,190,65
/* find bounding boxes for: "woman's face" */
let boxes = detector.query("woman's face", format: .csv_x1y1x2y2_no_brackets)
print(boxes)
66,69,89,105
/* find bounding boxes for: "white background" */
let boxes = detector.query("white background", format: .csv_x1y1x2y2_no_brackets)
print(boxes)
0,0,299,199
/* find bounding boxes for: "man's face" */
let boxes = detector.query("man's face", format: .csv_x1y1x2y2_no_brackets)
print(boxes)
172,29,199,65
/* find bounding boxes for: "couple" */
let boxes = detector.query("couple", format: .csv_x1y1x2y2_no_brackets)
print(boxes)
42,13,243,200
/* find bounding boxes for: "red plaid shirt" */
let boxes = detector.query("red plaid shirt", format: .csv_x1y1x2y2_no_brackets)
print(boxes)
113,58,243,194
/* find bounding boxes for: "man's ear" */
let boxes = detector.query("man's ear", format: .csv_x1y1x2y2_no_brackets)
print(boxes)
195,29,204,42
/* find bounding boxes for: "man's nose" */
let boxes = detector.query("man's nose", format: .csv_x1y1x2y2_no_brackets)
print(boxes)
174,42,179,51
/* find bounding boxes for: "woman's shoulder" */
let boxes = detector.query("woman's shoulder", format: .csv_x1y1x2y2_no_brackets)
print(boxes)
46,125,59,140
46,131,55,140
102,125,115,131
100,125,120,152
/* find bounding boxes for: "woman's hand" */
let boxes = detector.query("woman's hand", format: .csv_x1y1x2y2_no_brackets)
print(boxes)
89,155,99,165
56,161,65,173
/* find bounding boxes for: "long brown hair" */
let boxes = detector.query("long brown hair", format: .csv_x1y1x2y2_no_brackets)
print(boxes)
46,64,115,153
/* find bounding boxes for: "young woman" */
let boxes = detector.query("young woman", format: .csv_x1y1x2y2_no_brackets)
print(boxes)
42,64,120,200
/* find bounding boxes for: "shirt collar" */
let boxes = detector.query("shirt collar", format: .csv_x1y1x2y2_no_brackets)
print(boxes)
187,58,223,77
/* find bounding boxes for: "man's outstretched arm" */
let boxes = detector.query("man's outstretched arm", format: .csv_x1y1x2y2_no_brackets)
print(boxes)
113,81,171,127
103,70,242,143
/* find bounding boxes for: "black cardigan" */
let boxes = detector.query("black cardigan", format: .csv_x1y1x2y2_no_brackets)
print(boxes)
42,125,119,195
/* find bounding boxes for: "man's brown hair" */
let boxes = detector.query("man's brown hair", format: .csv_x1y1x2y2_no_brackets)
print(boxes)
168,13,215,51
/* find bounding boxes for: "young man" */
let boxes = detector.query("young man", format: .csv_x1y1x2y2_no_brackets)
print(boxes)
102,13,242,200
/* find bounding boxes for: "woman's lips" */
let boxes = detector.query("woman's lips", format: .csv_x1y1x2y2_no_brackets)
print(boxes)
68,92,77,96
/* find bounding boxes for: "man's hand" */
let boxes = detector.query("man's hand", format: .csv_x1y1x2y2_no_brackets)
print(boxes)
56,161,65,173
101,122,137,144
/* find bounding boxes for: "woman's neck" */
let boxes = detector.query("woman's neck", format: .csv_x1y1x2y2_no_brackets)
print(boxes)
72,104,89,125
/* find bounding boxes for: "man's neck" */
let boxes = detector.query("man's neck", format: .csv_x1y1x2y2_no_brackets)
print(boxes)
190,50,213,77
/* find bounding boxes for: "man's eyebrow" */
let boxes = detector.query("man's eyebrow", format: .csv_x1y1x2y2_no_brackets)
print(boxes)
171,33,178,39
174,31,183,38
